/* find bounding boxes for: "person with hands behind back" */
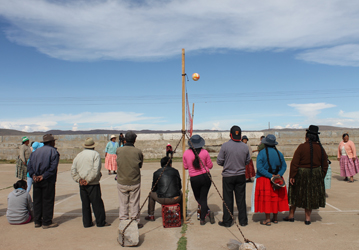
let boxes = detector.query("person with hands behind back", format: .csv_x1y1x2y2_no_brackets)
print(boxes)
71,138,110,228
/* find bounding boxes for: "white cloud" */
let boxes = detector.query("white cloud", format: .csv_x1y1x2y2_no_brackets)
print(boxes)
0,111,160,132
0,0,359,65
296,44,359,67
288,103,336,119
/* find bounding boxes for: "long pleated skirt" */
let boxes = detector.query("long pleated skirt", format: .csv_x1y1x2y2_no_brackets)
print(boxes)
340,156,359,177
105,153,117,171
288,167,325,210
253,177,289,214
245,159,256,179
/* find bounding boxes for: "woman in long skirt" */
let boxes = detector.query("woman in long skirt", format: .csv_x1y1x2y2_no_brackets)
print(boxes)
338,133,359,183
105,135,119,175
242,135,256,182
253,134,289,226
285,125,329,225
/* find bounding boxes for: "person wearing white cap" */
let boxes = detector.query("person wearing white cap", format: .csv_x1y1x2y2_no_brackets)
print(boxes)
105,135,119,175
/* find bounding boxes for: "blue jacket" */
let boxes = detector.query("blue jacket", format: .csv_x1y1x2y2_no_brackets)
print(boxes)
27,145,59,183
256,147,287,179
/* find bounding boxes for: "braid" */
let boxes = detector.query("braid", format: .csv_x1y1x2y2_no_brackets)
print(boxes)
191,148,202,170
265,145,273,174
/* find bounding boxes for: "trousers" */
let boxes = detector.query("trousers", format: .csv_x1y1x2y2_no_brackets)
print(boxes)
79,184,107,227
148,191,182,215
33,180,56,226
117,183,141,222
190,173,212,221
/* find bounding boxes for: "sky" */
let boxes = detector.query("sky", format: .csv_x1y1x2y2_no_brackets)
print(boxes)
1,0,359,132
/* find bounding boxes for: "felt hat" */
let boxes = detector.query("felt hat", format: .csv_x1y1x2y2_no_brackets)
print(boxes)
306,125,320,135
261,134,278,146
188,134,205,149
230,126,242,141
83,138,96,148
110,135,116,139
41,134,57,143
242,135,249,141
22,136,29,143
271,176,286,189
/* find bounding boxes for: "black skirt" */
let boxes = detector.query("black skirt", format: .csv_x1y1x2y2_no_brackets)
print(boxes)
288,167,325,210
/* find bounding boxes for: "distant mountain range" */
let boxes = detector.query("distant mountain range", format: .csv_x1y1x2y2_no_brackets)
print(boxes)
0,125,355,136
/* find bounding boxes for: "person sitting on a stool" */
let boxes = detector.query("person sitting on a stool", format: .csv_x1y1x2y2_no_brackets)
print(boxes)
145,157,182,221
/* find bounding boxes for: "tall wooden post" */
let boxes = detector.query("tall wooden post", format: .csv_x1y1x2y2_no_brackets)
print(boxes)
182,49,187,222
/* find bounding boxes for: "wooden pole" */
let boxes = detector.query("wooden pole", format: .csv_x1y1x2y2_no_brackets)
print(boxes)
181,48,187,222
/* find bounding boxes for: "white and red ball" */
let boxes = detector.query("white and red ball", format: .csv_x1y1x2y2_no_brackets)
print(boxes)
192,73,200,81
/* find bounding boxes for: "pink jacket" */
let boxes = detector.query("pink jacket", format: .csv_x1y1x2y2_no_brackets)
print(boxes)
338,140,357,159
183,149,213,177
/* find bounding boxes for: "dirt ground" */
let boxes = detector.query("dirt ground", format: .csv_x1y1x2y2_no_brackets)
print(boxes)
0,160,358,250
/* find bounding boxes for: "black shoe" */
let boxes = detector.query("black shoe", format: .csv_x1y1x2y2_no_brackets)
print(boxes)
283,216,295,222
305,221,311,225
137,223,144,229
344,177,348,181
200,220,206,226
35,223,42,228
240,222,248,227
84,222,94,228
218,221,233,227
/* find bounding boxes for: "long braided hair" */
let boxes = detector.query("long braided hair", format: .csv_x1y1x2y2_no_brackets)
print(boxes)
306,132,326,177
191,148,202,170
265,144,282,175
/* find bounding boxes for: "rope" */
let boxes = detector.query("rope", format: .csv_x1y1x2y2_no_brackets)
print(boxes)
119,131,185,247
185,133,258,250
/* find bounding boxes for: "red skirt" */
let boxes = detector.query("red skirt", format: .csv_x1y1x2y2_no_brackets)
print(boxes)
254,177,289,213
245,159,256,179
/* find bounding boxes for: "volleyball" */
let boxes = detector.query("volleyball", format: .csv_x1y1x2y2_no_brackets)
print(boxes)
192,73,200,81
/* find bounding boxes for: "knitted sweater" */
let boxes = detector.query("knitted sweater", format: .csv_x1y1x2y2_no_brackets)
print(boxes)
6,189,34,224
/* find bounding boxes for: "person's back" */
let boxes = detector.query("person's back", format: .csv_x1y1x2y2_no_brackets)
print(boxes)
72,149,102,185
217,140,250,177
7,189,33,224
153,167,181,198
256,146,286,178
116,145,143,185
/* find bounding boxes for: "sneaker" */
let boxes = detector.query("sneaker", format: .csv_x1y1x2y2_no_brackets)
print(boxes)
209,211,215,224
200,220,206,226
42,223,58,229
103,222,111,227
145,215,155,221
137,223,144,229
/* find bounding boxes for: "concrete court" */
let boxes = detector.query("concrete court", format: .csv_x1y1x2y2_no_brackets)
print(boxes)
0,160,358,250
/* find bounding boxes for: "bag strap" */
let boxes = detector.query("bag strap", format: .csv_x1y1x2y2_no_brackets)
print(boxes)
266,146,282,175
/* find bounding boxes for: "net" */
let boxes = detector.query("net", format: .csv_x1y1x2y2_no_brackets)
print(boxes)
186,92,193,137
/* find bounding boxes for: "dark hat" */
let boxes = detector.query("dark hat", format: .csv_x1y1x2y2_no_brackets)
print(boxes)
306,125,320,135
230,126,242,142
83,138,96,148
125,131,137,142
242,135,249,141
188,134,205,149
261,134,278,146
41,134,57,143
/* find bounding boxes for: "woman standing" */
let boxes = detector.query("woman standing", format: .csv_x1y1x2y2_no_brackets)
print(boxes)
242,135,256,182
183,135,214,225
252,134,288,226
26,142,44,193
6,180,34,225
338,133,359,183
16,137,31,180
105,135,119,175
286,125,328,225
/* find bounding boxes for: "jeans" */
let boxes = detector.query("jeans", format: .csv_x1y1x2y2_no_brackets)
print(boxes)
27,176,33,193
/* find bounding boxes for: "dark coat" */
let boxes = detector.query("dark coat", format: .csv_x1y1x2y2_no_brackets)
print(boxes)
152,166,181,198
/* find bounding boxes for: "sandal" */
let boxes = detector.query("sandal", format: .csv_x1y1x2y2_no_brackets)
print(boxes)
271,219,278,224
260,220,271,226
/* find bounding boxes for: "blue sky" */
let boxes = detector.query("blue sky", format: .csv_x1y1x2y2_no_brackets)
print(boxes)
1,0,359,132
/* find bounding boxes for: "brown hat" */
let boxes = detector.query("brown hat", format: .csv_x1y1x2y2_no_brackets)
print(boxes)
83,138,96,148
41,134,57,143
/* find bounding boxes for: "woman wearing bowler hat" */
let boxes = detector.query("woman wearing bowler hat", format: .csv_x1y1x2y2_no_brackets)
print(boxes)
252,134,289,226
285,125,329,225
183,135,215,225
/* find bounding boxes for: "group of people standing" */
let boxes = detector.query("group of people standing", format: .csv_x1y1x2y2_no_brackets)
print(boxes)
6,126,358,231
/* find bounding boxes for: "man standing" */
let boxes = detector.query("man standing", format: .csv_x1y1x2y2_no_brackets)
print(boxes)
71,138,110,228
217,126,250,227
27,134,59,229
116,131,144,228
145,157,182,221
119,133,125,146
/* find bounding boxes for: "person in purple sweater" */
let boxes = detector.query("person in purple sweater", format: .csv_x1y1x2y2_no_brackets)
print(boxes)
217,126,250,227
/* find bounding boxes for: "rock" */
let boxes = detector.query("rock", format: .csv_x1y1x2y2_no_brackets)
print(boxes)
239,242,266,250
117,220,139,247
227,239,242,250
